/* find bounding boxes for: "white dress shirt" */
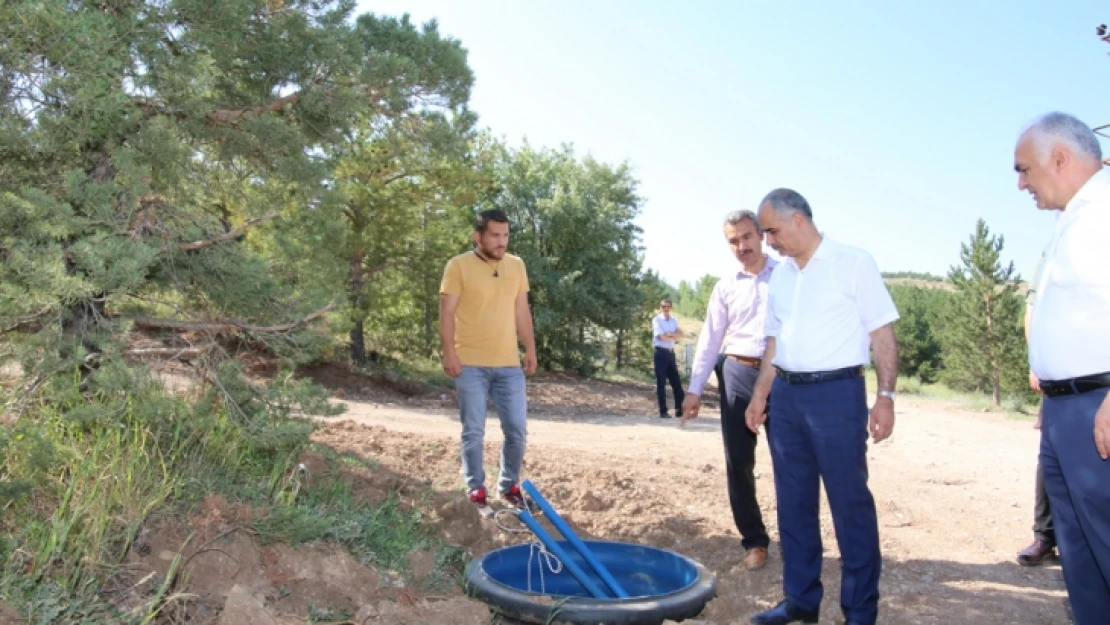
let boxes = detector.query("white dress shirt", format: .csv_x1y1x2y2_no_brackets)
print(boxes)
652,314,680,349
1029,168,1110,381
687,258,777,396
765,237,899,372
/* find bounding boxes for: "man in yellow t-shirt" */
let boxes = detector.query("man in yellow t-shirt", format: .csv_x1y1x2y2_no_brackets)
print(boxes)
439,209,537,518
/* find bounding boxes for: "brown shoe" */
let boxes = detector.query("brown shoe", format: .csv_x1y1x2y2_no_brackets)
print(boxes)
1017,539,1056,566
744,546,768,570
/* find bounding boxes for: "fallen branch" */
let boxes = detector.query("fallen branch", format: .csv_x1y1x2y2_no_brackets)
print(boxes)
160,211,279,253
123,345,214,358
130,300,335,334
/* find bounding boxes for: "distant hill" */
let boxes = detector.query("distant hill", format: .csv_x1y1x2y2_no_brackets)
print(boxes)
881,271,947,282
882,273,1030,295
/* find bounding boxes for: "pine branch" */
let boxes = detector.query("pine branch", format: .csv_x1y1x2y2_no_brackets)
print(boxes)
129,300,335,334
160,211,279,253
367,258,410,275
207,92,304,124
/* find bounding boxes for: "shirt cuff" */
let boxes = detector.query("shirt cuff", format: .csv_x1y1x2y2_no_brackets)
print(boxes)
863,311,900,334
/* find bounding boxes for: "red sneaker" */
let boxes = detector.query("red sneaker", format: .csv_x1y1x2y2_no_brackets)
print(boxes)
501,484,539,513
468,487,493,519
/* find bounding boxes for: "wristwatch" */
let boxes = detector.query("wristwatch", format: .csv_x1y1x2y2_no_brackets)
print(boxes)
877,390,896,401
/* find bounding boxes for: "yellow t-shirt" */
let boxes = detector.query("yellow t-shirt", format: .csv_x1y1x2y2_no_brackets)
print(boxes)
440,251,530,367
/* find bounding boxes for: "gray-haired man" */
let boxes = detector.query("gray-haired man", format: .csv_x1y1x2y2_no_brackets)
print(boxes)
681,209,777,571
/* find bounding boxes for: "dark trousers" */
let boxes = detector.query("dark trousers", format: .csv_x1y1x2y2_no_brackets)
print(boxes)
1033,459,1055,545
653,347,684,416
715,358,770,549
768,375,880,624
1041,388,1110,625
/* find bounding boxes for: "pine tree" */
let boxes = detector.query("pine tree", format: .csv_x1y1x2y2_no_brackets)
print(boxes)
940,219,1028,405
0,1,472,393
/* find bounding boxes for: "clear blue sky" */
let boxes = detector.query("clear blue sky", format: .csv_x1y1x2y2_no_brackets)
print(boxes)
358,1,1110,286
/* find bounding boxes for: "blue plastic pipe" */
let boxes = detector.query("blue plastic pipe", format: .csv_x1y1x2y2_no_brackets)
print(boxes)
522,480,630,598
516,510,611,598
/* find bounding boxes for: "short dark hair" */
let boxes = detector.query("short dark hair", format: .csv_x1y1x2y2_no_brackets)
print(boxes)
475,209,510,232
660,299,673,306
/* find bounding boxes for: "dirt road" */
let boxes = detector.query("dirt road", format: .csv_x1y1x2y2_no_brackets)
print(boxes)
311,383,1070,625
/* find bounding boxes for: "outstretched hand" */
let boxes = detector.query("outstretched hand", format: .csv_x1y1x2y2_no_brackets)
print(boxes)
680,395,701,427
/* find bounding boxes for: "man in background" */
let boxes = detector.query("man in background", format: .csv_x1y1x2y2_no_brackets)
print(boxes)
652,299,685,418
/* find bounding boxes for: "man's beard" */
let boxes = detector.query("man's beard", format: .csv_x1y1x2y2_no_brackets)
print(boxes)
479,244,506,260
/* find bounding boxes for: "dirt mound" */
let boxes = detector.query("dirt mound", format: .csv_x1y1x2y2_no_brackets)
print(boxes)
113,443,508,625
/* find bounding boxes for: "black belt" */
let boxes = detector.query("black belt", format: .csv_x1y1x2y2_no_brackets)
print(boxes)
654,346,674,353
775,366,863,385
1039,372,1110,397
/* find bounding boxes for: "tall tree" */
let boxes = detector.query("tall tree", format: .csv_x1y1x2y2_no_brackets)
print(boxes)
484,142,647,374
0,1,472,415
276,111,486,364
940,219,1028,405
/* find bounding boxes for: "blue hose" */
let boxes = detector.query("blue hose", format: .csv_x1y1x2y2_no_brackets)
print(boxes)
522,480,630,598
516,510,611,598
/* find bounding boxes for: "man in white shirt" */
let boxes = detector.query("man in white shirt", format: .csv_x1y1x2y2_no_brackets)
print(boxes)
652,299,685,418
745,189,899,625
680,209,777,571
1015,111,1110,625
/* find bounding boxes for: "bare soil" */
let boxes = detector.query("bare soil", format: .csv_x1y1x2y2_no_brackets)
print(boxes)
122,366,1068,624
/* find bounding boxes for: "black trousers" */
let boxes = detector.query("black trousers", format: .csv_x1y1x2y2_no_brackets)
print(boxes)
1034,459,1055,546
715,357,770,549
653,347,684,416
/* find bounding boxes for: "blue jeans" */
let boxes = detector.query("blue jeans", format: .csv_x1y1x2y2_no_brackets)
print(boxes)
455,366,528,493
768,375,880,624
1041,388,1110,625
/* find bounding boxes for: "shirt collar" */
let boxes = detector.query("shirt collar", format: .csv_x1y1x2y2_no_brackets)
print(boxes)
735,255,777,279
810,235,834,260
784,235,833,270
1066,167,1110,213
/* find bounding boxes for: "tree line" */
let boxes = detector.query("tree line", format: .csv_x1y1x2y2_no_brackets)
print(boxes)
0,0,1030,397
0,0,671,425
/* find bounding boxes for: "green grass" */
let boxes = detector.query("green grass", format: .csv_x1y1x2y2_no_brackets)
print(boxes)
0,368,466,624
596,368,656,386
863,369,1038,419
251,466,461,584
307,604,353,623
